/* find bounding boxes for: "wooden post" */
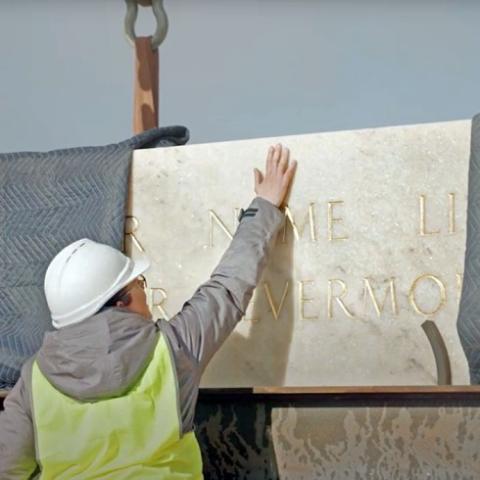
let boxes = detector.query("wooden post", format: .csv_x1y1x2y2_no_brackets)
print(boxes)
133,36,159,134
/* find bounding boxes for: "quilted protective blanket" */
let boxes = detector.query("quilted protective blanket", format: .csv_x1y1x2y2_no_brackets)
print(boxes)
0,126,189,388
458,114,480,384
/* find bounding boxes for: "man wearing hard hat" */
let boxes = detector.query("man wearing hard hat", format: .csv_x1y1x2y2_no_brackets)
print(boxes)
0,144,296,479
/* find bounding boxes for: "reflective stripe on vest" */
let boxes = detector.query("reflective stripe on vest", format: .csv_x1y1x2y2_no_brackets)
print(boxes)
31,333,203,479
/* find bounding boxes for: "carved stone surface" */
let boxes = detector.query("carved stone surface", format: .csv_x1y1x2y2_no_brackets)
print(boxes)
129,120,471,386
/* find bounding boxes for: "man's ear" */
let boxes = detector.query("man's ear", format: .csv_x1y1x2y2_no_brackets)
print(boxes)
115,293,132,307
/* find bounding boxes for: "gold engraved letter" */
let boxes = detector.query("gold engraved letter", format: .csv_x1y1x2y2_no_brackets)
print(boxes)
209,210,233,247
327,201,349,242
456,273,463,304
363,278,398,317
148,287,170,320
448,193,456,234
298,280,318,320
408,274,447,316
264,281,289,320
419,194,440,236
282,204,317,243
125,216,145,253
328,279,355,319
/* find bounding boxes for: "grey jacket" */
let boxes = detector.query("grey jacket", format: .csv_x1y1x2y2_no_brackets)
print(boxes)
0,197,284,479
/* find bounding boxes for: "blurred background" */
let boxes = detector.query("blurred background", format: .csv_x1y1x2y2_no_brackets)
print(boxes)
0,0,479,152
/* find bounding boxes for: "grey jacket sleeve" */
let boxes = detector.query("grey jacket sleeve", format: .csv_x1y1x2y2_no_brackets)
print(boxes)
0,361,38,479
167,196,284,373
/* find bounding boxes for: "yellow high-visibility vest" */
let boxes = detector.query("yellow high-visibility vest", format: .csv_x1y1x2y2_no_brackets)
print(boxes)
31,333,203,479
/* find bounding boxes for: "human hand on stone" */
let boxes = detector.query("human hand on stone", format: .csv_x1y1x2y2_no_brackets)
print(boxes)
254,143,297,208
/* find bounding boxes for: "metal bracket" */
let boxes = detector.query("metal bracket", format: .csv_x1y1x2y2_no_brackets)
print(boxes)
421,320,452,385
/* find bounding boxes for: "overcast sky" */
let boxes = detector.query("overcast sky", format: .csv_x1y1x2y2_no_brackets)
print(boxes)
0,0,479,152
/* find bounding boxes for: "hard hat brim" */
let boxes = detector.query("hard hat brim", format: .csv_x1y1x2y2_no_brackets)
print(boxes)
123,256,151,288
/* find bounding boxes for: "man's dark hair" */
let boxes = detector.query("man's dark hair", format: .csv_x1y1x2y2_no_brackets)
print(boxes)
102,287,132,309
101,275,145,310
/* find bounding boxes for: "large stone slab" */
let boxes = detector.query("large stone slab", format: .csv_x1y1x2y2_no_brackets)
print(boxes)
128,120,471,386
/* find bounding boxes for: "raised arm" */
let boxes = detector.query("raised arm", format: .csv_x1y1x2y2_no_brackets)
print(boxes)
166,144,296,373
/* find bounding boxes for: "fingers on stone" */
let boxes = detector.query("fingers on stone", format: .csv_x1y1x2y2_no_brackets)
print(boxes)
279,146,290,172
272,143,282,165
266,146,275,174
254,168,263,187
283,159,297,186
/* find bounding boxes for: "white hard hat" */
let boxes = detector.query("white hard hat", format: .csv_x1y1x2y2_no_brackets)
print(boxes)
44,238,150,329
